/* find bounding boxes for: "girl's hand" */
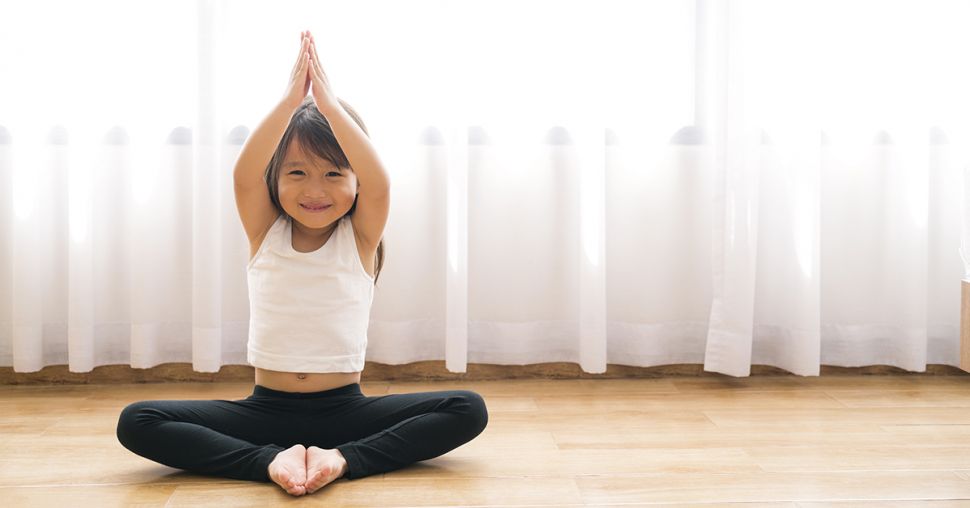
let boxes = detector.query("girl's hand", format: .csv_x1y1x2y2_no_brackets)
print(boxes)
281,31,311,110
306,31,340,113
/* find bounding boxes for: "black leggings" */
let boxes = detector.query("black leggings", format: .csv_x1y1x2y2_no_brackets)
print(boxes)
115,383,488,482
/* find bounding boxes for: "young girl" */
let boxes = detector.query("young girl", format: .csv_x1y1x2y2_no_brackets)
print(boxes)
116,30,488,497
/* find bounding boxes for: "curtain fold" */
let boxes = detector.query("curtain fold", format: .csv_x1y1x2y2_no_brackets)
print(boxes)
1,0,968,376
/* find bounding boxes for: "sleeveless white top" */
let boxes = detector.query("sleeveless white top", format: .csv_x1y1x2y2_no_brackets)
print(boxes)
246,214,375,373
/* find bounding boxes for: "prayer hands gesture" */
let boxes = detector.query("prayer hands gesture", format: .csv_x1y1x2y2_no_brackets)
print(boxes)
282,30,339,113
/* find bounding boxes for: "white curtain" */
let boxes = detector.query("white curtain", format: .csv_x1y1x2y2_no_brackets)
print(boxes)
1,0,968,376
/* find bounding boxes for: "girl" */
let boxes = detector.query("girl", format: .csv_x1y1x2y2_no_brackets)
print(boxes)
116,30,488,497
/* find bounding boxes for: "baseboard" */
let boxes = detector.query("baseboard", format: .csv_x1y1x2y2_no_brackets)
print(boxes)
0,361,965,385
962,278,970,372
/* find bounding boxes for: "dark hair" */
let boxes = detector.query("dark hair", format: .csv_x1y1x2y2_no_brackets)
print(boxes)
265,96,385,286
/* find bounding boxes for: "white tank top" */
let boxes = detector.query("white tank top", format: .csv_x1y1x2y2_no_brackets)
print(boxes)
246,213,375,373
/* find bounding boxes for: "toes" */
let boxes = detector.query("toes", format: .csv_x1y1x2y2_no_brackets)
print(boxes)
306,465,340,494
304,468,327,493
277,469,304,492
305,470,322,488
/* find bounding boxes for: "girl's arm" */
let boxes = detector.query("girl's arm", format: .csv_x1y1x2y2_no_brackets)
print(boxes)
232,101,300,188
233,99,300,247
233,33,311,188
317,98,391,248
307,32,391,248
316,101,391,196
234,33,311,248
307,33,390,195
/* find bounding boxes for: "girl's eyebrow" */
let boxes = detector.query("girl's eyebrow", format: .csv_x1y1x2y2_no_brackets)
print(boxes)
282,161,341,171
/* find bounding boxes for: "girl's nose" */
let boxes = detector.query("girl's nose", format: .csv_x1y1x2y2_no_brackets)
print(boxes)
302,183,329,196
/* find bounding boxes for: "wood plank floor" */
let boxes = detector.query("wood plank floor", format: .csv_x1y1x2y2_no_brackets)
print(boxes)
2,375,970,507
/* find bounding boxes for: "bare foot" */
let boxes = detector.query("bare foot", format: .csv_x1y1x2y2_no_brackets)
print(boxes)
305,446,348,494
267,444,308,496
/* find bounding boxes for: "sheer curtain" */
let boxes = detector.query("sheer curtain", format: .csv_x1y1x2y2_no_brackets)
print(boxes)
1,0,967,376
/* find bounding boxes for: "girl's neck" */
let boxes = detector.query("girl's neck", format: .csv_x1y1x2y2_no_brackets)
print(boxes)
291,217,338,240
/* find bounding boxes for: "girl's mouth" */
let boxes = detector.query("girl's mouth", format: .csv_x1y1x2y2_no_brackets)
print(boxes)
300,204,332,213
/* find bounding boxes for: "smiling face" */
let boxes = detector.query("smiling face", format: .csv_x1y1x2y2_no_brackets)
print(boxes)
277,138,359,229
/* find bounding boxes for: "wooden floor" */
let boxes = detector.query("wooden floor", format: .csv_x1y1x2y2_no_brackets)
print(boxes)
3,375,970,507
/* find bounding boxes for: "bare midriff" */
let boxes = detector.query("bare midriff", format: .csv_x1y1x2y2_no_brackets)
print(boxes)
254,367,362,393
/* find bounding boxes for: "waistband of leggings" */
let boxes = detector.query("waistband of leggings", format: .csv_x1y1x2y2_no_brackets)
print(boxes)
252,382,362,399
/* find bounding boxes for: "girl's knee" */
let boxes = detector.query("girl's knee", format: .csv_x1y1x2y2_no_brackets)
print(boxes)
116,401,157,450
454,391,488,437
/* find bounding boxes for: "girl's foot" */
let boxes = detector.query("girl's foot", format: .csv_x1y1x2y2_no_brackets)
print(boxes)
267,444,308,496
305,446,348,494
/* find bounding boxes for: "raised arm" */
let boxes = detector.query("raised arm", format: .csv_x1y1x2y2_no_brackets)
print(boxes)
306,31,391,248
233,101,299,188
233,32,311,188
234,32,312,250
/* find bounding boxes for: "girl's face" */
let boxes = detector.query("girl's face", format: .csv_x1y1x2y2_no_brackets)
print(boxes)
277,138,358,228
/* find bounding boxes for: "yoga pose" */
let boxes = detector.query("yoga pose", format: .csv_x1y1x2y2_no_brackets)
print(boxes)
116,30,488,496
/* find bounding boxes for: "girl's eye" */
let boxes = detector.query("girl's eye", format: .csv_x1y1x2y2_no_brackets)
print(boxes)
287,171,340,176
